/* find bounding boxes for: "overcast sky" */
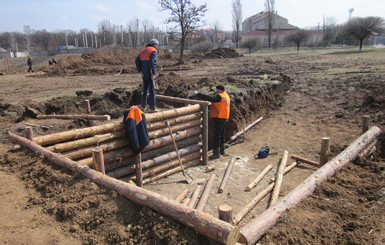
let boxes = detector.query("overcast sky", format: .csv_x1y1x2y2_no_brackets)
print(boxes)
1,0,384,33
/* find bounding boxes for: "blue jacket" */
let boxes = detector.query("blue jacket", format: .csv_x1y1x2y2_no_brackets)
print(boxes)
135,45,158,79
123,106,150,153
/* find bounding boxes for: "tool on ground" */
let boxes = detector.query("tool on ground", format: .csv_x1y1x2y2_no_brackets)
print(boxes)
254,146,278,159
166,120,194,183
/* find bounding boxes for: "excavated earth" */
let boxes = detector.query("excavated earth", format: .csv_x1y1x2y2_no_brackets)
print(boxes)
0,47,384,244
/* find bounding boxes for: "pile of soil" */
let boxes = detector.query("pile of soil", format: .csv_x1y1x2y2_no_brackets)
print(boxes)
204,48,240,58
45,49,176,76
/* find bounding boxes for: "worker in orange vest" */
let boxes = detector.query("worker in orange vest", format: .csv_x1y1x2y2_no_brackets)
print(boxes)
193,85,230,159
135,39,159,112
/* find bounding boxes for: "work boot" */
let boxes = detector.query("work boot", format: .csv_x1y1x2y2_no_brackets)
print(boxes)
209,148,220,160
220,145,229,156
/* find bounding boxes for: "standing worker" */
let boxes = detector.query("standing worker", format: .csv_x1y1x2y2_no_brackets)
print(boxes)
193,85,231,160
135,38,159,112
27,57,34,72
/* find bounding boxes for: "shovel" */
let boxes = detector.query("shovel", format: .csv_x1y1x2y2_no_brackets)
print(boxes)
166,120,194,184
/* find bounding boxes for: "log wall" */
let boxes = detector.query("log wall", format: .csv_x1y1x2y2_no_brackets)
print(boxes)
31,100,209,184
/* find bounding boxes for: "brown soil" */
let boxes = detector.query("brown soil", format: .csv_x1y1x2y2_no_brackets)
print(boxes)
0,48,384,244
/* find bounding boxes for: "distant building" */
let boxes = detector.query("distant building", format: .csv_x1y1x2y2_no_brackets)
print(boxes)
242,11,298,34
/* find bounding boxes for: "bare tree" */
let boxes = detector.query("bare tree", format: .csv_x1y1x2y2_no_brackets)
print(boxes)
265,0,275,48
210,21,222,47
159,0,207,64
98,19,113,46
322,16,338,46
285,29,310,53
341,16,384,51
191,41,214,54
8,33,19,56
232,0,242,48
23,25,32,54
241,37,261,54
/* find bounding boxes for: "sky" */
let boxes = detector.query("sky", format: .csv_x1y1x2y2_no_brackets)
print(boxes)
0,0,384,33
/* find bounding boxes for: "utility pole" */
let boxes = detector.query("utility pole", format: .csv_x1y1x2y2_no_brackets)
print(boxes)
121,25,124,46
348,8,354,20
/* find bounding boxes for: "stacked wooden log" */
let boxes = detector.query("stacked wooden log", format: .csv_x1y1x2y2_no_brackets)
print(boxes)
31,104,204,184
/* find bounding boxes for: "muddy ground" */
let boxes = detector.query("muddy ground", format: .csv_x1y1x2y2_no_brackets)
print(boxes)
0,47,384,244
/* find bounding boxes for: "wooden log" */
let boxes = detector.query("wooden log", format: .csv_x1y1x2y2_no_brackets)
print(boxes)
245,164,272,192
84,100,91,114
291,154,320,167
64,138,129,160
37,114,111,120
174,188,190,203
269,151,288,207
105,135,200,172
201,104,209,165
25,126,34,141
145,104,201,122
196,173,216,212
269,162,298,183
218,156,239,193
33,121,122,146
362,115,370,134
239,126,382,245
219,204,233,224
181,197,191,206
233,162,298,225
157,94,211,106
357,140,377,160
148,119,201,139
229,117,263,142
7,131,240,245
147,113,201,130
204,165,216,173
188,185,202,208
319,137,330,166
78,127,201,167
92,148,105,174
46,131,126,153
123,151,201,181
108,144,201,179
135,153,143,187
143,159,201,184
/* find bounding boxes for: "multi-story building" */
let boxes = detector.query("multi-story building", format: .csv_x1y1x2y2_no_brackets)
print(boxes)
242,11,298,34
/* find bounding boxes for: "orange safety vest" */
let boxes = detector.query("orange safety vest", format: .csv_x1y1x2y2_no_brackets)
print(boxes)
210,91,230,119
139,46,158,60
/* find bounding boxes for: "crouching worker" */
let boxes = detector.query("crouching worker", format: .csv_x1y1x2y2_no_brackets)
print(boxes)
123,106,150,154
193,85,230,160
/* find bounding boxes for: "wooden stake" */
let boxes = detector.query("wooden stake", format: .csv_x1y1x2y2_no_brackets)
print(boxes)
218,156,239,193
188,185,202,208
362,115,370,134
25,126,34,141
269,151,288,207
84,100,91,114
319,137,330,166
201,104,209,165
245,164,272,192
196,173,216,212
291,154,320,167
174,188,190,203
92,148,105,174
135,153,143,187
219,204,233,224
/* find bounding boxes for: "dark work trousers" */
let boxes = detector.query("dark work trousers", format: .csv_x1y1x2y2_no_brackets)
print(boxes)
141,77,156,110
213,118,227,149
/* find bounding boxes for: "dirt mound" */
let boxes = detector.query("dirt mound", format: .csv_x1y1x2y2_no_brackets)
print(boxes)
46,48,176,76
204,48,240,59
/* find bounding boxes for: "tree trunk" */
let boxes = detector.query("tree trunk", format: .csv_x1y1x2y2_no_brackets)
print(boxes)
269,151,288,207
37,114,111,120
239,126,382,245
218,156,239,193
196,173,216,212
